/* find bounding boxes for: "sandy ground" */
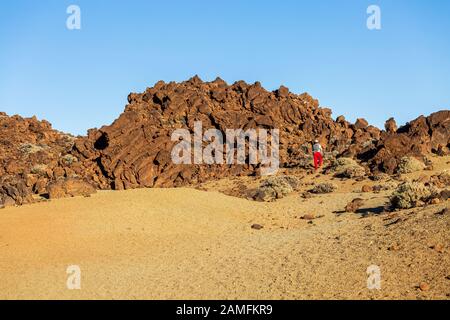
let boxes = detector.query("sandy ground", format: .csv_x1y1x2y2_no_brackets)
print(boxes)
0,158,449,300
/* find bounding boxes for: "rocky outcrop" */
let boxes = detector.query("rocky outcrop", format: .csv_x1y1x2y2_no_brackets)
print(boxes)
362,111,450,173
71,76,383,190
47,178,96,199
1,77,449,205
384,118,397,133
0,112,82,206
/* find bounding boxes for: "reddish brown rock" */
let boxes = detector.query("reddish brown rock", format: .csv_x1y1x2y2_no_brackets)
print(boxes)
0,113,79,204
1,79,449,203
419,282,430,291
385,117,397,133
71,78,382,190
47,178,96,199
354,118,369,130
363,111,450,174
300,213,316,220
345,198,364,213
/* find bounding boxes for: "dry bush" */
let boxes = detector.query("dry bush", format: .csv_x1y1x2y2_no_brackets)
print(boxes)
330,158,365,178
30,164,48,175
19,143,45,154
310,182,337,194
253,175,302,202
60,154,78,166
390,182,439,209
396,156,425,174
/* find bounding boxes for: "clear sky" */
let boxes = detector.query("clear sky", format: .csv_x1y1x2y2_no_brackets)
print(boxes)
1,0,449,135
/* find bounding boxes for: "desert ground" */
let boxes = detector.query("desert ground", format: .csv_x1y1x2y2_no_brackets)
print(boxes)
0,156,449,300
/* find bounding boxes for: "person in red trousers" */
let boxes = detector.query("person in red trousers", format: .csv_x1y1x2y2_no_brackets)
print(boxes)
312,139,323,171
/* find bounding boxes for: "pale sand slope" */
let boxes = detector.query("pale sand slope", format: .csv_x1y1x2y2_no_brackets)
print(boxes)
0,171,449,299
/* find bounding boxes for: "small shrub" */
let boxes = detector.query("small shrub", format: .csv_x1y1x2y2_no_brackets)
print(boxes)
30,164,48,175
19,143,45,154
330,158,365,178
390,182,438,209
60,154,78,166
396,157,425,174
310,182,337,194
253,175,302,202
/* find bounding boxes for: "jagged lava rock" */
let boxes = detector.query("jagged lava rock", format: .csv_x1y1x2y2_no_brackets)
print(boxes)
364,111,450,173
1,78,449,201
0,113,82,205
71,77,383,190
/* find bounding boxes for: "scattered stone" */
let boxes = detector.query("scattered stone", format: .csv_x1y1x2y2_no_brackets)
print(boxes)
440,190,450,201
388,243,401,251
375,181,398,193
431,243,444,253
419,282,430,292
345,198,364,213
436,207,448,215
430,198,440,205
301,192,313,199
361,185,373,193
301,214,316,220
251,224,264,230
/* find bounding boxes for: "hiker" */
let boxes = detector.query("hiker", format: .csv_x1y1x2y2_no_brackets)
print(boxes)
312,139,323,171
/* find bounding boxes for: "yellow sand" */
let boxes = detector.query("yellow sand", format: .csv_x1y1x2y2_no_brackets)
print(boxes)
0,160,449,300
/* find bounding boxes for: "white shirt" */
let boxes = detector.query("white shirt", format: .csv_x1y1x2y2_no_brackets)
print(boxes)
312,143,322,153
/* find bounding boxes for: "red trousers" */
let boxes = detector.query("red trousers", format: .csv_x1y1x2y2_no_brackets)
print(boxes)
313,152,323,170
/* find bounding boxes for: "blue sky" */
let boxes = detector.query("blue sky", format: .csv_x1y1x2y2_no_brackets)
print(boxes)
1,0,449,135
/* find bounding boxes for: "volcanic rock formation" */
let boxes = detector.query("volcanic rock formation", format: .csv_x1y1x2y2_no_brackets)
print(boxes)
71,76,383,190
0,112,92,206
361,111,450,173
1,77,449,206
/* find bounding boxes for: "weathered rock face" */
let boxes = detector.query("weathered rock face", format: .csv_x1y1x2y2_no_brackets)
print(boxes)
71,76,383,190
384,118,397,133
1,77,449,204
361,111,450,173
47,178,96,199
0,112,80,206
